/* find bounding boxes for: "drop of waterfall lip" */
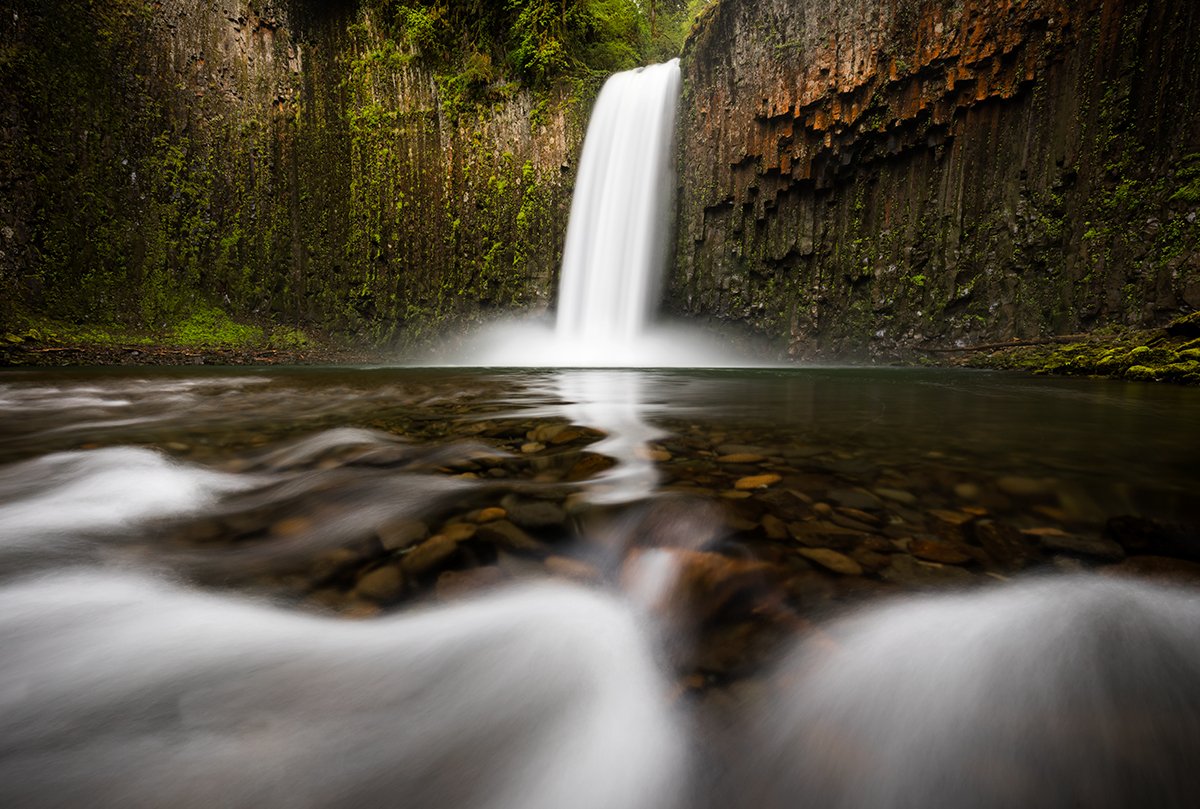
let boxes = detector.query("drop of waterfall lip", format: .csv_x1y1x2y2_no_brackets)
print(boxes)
429,59,777,370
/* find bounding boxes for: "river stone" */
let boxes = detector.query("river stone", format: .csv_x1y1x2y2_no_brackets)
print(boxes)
716,444,771,457
401,535,459,577
996,475,1049,497
340,601,383,619
636,447,672,462
355,565,404,601
520,442,544,454
929,509,975,527
545,555,601,582
881,554,976,587
528,423,567,443
837,506,884,526
1023,527,1125,561
567,453,616,481
850,548,893,573
475,519,542,551
860,536,894,554
797,548,863,576
436,566,506,599
761,513,788,539
378,518,429,550
910,538,973,565
549,424,592,444
787,521,867,550
311,548,361,581
953,482,982,500
735,473,781,490
828,488,884,510
718,453,766,464
1104,515,1200,560
440,522,478,542
270,517,311,537
1102,555,1200,585
875,487,917,505
829,512,876,533
500,495,566,528
974,520,1039,571
473,507,507,523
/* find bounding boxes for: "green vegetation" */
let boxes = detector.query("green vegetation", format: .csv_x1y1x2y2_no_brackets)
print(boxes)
172,305,264,347
367,0,697,94
3,305,315,352
970,312,1200,385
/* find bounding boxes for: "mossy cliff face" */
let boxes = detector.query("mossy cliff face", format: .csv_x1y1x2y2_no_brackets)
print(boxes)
674,0,1200,358
0,1,589,346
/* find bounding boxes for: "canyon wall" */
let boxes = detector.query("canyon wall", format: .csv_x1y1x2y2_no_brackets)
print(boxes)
0,0,590,345
674,0,1200,357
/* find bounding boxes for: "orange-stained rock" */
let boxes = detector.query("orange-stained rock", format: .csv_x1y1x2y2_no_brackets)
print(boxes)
735,473,782,490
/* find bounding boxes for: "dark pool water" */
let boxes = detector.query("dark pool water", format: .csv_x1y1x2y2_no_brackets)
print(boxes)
2,365,1199,808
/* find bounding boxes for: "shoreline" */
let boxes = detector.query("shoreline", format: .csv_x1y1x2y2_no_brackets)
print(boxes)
2,311,1197,384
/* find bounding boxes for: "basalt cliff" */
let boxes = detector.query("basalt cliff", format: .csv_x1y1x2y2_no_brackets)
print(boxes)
674,0,1200,357
2,0,1198,357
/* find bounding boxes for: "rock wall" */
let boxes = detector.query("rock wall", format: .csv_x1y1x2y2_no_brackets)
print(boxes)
0,0,590,345
674,0,1200,357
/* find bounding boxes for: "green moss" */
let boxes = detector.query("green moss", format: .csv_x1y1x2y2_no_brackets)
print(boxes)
268,325,312,350
971,321,1200,385
3,315,156,347
172,305,264,348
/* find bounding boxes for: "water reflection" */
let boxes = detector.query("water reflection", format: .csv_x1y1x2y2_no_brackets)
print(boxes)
554,370,665,503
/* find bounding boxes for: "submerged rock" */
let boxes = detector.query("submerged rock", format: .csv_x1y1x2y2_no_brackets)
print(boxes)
796,548,862,576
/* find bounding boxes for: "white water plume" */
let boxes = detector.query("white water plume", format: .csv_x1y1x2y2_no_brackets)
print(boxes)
0,447,258,553
0,571,685,809
432,60,769,368
733,576,1200,809
555,59,680,348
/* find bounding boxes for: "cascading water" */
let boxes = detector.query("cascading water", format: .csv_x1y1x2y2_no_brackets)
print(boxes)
555,59,681,351
449,60,754,367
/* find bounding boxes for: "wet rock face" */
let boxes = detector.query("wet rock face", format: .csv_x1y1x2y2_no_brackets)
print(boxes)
2,0,586,344
674,0,1200,358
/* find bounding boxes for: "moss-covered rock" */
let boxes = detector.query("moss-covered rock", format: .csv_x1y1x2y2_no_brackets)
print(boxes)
968,311,1200,385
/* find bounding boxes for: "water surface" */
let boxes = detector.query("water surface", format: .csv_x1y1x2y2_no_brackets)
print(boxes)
2,365,1199,807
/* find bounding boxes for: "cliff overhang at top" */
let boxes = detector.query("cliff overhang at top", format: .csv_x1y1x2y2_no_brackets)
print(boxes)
674,0,1200,358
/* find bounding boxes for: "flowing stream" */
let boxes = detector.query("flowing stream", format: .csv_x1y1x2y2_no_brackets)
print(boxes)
1,367,1199,807
3,58,1200,807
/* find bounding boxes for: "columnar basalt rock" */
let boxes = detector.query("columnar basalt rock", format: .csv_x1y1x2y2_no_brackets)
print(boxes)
0,0,589,346
674,0,1200,358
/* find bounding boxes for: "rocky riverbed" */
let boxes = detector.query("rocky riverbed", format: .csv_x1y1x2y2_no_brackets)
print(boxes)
4,366,1194,699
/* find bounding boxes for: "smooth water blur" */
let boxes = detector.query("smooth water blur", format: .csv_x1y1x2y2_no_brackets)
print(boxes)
556,59,680,347
1,365,1199,807
733,576,1200,809
433,59,765,368
0,572,684,809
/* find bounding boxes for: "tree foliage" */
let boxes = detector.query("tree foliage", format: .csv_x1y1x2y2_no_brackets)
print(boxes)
369,0,697,89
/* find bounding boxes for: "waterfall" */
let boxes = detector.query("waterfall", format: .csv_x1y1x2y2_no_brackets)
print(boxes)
555,59,681,349
442,58,755,367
